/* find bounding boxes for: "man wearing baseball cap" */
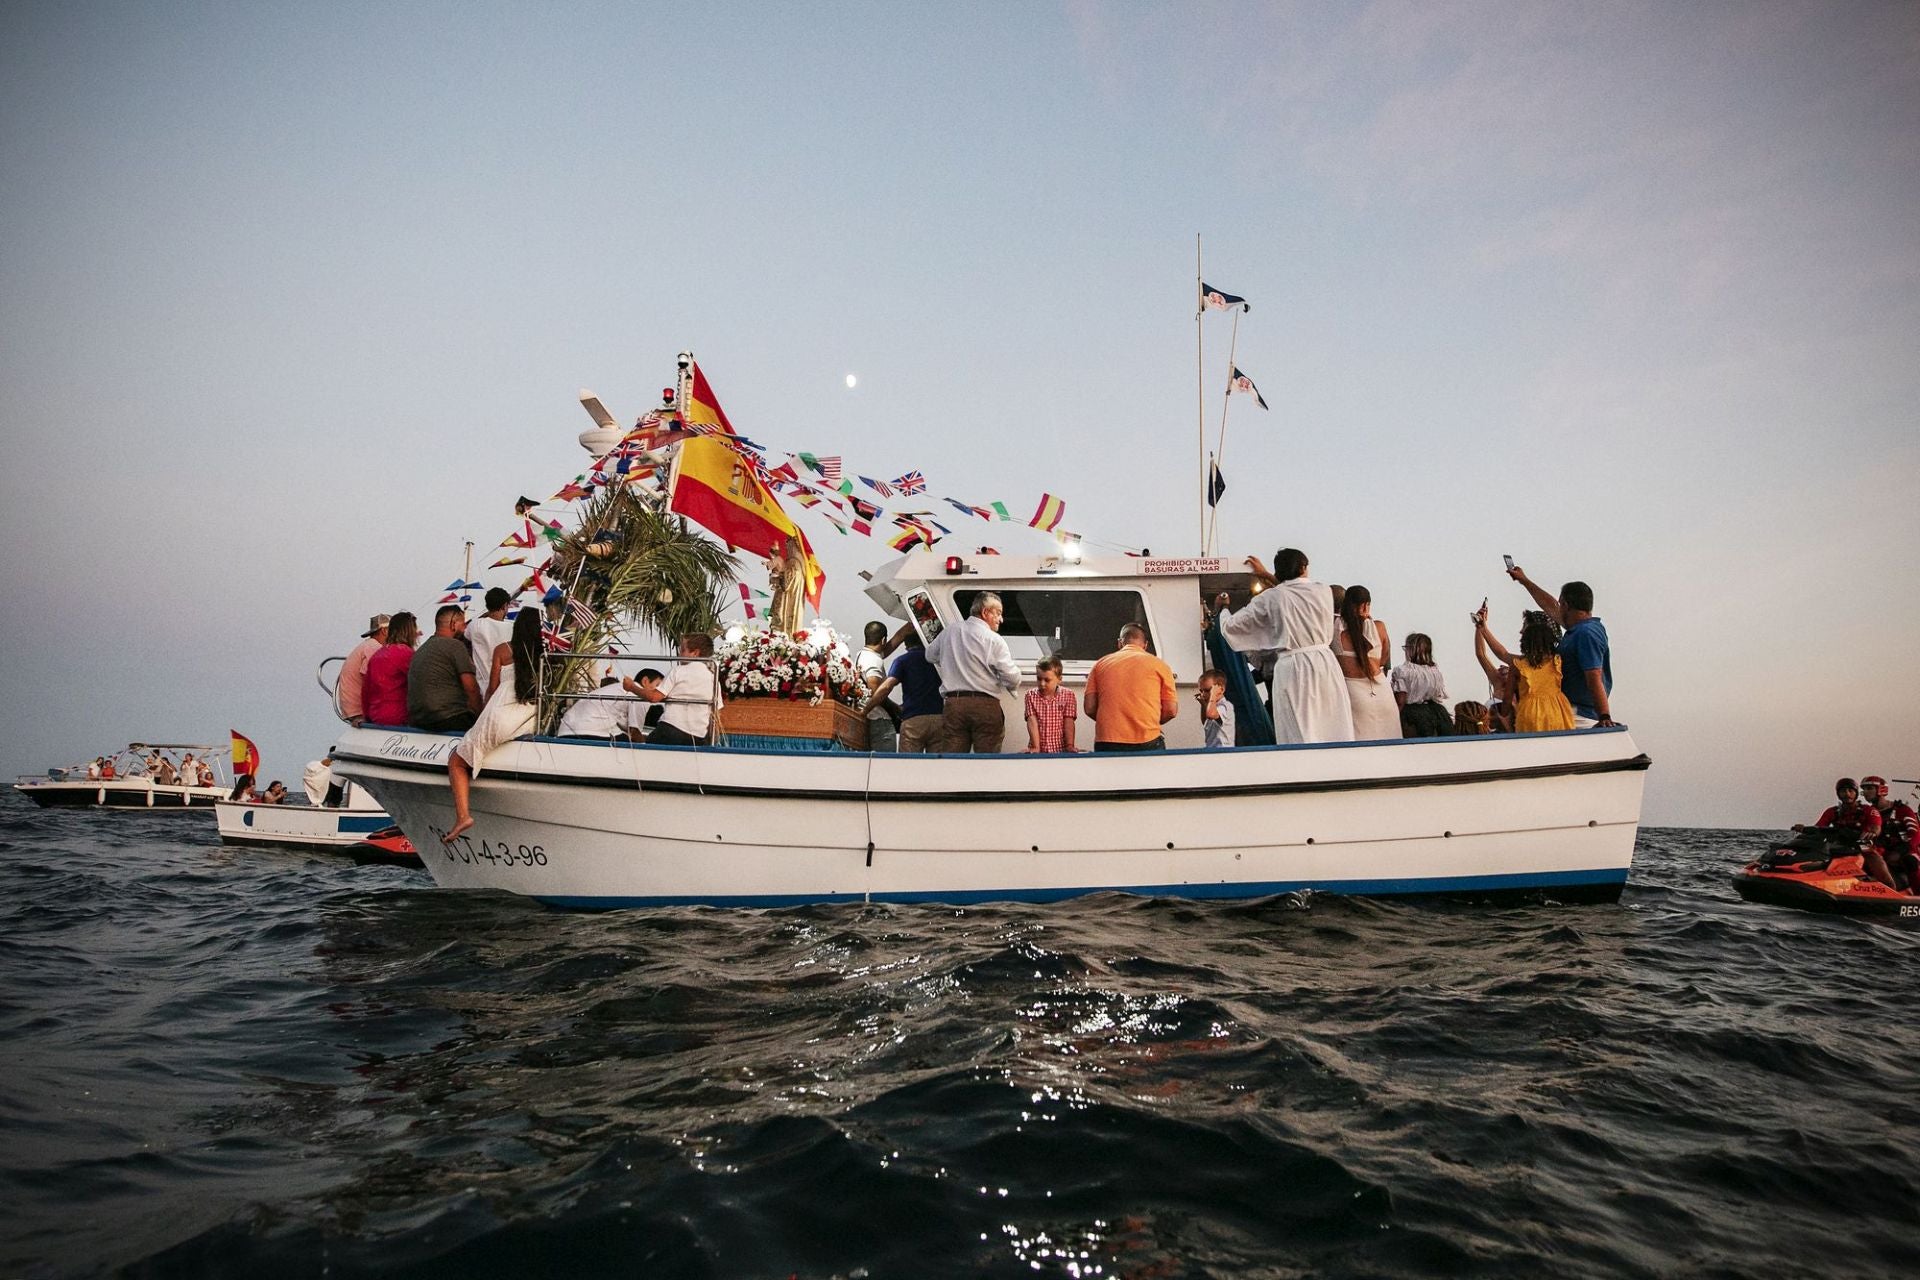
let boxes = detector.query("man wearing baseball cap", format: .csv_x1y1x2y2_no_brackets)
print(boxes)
337,613,390,727
1860,776,1919,892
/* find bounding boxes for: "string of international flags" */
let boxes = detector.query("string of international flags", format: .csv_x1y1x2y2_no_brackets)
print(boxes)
455,358,1113,619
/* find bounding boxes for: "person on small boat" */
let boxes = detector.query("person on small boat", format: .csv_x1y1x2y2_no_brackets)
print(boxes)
926,591,1021,753
445,607,543,843
1084,624,1175,752
86,758,103,781
1392,632,1452,737
1215,548,1354,744
1334,586,1399,741
1790,777,1895,887
1023,655,1079,753
143,750,163,777
1453,701,1492,734
339,614,391,727
261,781,288,804
1474,607,1576,732
620,669,667,738
409,605,483,733
100,758,116,779
362,612,419,727
624,633,720,749
1861,776,1919,891
1196,669,1235,748
228,774,258,802
1504,563,1614,728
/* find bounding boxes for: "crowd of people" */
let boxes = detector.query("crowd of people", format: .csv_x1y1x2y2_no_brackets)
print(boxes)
337,547,1620,773
84,751,216,787
1213,549,1616,745
1793,776,1920,892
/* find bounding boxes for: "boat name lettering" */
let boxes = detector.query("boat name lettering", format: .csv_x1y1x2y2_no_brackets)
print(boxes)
429,825,547,867
379,734,449,762
1139,557,1227,575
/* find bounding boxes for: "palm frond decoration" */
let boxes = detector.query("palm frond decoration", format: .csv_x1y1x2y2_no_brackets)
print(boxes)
536,483,738,732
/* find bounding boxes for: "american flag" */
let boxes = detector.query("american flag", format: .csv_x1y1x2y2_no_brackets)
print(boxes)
567,597,597,630
860,476,894,498
891,470,926,495
816,455,842,482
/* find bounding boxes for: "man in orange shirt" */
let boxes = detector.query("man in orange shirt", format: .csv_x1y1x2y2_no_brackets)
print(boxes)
1083,623,1178,752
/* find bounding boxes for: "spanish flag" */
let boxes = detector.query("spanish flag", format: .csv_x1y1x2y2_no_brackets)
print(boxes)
683,361,737,437
230,730,260,781
670,437,824,608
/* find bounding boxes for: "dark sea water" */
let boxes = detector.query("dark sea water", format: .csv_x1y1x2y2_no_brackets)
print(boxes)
2,796,1916,1280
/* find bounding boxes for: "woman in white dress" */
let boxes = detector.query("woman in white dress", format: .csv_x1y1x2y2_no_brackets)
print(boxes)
1334,585,1400,741
444,607,542,842
1215,548,1355,744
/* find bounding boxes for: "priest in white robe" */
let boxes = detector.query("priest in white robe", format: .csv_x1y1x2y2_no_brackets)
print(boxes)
1215,550,1355,745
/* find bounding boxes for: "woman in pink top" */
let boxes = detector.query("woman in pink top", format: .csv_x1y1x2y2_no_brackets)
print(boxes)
361,612,420,727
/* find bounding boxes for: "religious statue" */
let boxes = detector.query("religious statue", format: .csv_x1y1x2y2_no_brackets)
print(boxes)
765,538,807,635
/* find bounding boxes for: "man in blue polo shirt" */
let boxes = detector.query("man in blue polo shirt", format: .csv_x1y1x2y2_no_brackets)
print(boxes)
1507,563,1615,728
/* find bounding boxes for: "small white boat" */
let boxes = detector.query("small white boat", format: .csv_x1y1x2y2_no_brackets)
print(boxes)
14,743,228,811
214,781,392,851
329,553,1650,910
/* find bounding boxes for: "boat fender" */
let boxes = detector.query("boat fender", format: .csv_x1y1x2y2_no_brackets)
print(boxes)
97,788,105,805
866,840,874,867
146,788,154,808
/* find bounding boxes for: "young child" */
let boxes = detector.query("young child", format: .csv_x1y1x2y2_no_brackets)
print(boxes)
1474,607,1575,732
1023,656,1079,753
1196,668,1236,748
622,668,667,739
1453,700,1491,734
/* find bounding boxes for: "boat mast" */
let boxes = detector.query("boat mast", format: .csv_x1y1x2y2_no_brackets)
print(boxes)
1195,234,1205,555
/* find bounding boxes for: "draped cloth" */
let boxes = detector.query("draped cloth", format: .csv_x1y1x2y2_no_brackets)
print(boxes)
1217,578,1356,745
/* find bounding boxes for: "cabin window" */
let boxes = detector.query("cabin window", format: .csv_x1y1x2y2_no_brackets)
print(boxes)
952,589,1152,662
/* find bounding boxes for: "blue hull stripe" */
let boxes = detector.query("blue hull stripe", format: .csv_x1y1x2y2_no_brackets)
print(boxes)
531,866,1628,910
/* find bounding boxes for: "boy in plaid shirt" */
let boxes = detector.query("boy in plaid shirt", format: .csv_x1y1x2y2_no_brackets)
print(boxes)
1023,656,1079,753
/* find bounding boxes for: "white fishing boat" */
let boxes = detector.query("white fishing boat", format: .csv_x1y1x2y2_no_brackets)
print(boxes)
214,780,392,851
328,552,1650,908
13,743,228,811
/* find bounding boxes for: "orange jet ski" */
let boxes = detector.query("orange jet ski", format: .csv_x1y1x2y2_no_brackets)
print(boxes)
1732,828,1920,921
351,825,422,868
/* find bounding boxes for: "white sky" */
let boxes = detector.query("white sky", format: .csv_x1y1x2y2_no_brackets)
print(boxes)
2,1,1915,826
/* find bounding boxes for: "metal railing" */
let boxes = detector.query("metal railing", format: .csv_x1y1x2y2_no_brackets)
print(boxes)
317,649,727,746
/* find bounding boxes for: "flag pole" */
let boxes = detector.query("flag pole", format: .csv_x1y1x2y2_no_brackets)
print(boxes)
1205,308,1241,555
462,540,474,606
1195,233,1206,555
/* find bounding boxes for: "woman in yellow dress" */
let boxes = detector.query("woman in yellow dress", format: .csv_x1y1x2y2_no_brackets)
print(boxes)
1472,607,1575,732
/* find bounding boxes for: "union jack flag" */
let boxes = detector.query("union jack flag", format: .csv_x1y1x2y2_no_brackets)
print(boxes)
891,471,926,495
541,622,573,652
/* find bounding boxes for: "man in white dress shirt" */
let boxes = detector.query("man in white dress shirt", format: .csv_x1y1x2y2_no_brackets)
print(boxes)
625,634,720,747
558,672,631,739
925,592,1021,753
1215,548,1355,745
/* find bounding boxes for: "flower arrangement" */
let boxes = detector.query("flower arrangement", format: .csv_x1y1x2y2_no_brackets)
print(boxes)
716,628,864,706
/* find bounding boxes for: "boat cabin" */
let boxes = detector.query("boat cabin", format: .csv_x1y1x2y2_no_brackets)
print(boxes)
863,551,1259,750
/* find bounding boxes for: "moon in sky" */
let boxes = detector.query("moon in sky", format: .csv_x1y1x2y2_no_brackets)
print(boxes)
845,373,857,389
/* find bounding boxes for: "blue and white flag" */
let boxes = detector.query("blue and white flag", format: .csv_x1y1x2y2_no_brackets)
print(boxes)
1228,365,1269,410
1201,282,1250,313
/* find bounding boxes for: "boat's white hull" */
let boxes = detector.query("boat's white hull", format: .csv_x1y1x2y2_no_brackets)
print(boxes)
213,799,393,850
330,726,1650,909
12,779,226,810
